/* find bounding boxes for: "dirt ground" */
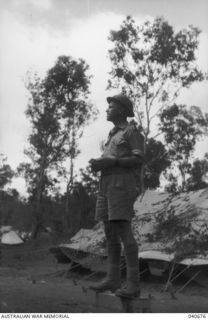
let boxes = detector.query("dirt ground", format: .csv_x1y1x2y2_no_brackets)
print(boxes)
1,236,208,313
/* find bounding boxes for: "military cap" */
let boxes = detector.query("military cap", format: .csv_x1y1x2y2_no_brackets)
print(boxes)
107,94,134,117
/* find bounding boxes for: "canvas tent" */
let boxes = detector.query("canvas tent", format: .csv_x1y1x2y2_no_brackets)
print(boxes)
1,230,24,245
57,188,208,272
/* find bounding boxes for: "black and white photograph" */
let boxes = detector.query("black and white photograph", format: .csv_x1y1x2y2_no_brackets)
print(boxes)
0,0,208,315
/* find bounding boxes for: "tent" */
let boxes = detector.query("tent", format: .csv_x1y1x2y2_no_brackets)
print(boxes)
1,230,24,245
55,188,208,275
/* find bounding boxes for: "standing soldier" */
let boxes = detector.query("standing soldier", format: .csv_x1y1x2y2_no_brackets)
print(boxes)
89,94,144,298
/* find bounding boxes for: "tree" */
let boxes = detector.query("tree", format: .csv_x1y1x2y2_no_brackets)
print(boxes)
43,56,98,232
18,73,68,237
72,166,100,231
144,138,170,189
0,154,14,189
19,55,97,237
79,164,100,197
108,16,204,142
160,104,208,191
63,182,96,235
108,16,206,190
186,154,208,191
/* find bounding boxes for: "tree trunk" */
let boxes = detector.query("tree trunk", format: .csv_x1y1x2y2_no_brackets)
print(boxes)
31,151,46,239
63,181,70,234
139,131,148,196
63,156,74,235
181,170,186,192
179,161,187,193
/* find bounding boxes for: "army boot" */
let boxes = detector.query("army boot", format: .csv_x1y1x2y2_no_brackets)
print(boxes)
89,242,121,292
89,263,121,292
115,266,140,298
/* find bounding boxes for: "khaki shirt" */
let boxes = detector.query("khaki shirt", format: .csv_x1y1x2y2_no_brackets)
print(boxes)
102,122,144,159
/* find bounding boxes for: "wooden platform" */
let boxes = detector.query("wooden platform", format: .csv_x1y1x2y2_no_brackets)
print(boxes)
92,290,151,313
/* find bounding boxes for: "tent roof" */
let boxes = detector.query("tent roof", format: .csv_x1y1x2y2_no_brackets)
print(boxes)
1,230,24,245
59,188,208,266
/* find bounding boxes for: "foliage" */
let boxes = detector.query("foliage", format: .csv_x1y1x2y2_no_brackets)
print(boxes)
160,104,208,191
0,189,32,231
0,154,14,189
18,55,98,237
108,16,204,139
147,202,208,260
18,70,67,200
44,56,98,185
78,165,99,197
63,165,100,234
20,55,97,197
42,56,98,233
164,173,179,194
108,16,205,191
63,182,96,235
0,188,65,234
186,154,208,191
143,138,170,189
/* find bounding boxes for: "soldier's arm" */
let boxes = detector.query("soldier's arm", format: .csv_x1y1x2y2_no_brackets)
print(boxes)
89,127,145,171
116,127,144,168
115,154,144,168
90,155,143,171
89,157,117,171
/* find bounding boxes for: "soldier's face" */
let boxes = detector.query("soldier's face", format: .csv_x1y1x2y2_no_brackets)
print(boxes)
106,101,124,122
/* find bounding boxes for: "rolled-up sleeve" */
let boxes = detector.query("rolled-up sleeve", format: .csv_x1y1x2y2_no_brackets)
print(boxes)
125,128,145,159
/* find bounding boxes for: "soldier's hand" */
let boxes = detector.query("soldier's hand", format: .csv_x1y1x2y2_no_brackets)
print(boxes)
89,158,101,172
89,157,117,171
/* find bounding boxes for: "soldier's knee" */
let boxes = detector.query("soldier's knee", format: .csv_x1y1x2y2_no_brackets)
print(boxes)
104,221,118,241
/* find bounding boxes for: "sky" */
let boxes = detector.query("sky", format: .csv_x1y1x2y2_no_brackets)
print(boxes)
0,0,208,195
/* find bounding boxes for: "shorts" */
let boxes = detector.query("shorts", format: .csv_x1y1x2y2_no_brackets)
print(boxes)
95,172,138,221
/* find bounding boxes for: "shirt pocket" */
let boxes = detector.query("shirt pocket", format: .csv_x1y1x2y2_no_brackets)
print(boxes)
114,136,131,157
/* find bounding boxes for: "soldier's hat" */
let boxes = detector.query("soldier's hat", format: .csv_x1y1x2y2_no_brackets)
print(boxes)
107,94,134,117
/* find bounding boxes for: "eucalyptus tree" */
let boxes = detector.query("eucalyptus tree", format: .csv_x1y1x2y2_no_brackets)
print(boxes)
43,56,98,231
19,56,98,237
0,154,14,189
108,16,204,142
186,154,208,191
108,16,205,190
160,104,208,191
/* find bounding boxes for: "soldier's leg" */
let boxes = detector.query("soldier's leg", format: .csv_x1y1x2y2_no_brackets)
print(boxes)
104,221,121,266
115,220,140,297
90,221,121,291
